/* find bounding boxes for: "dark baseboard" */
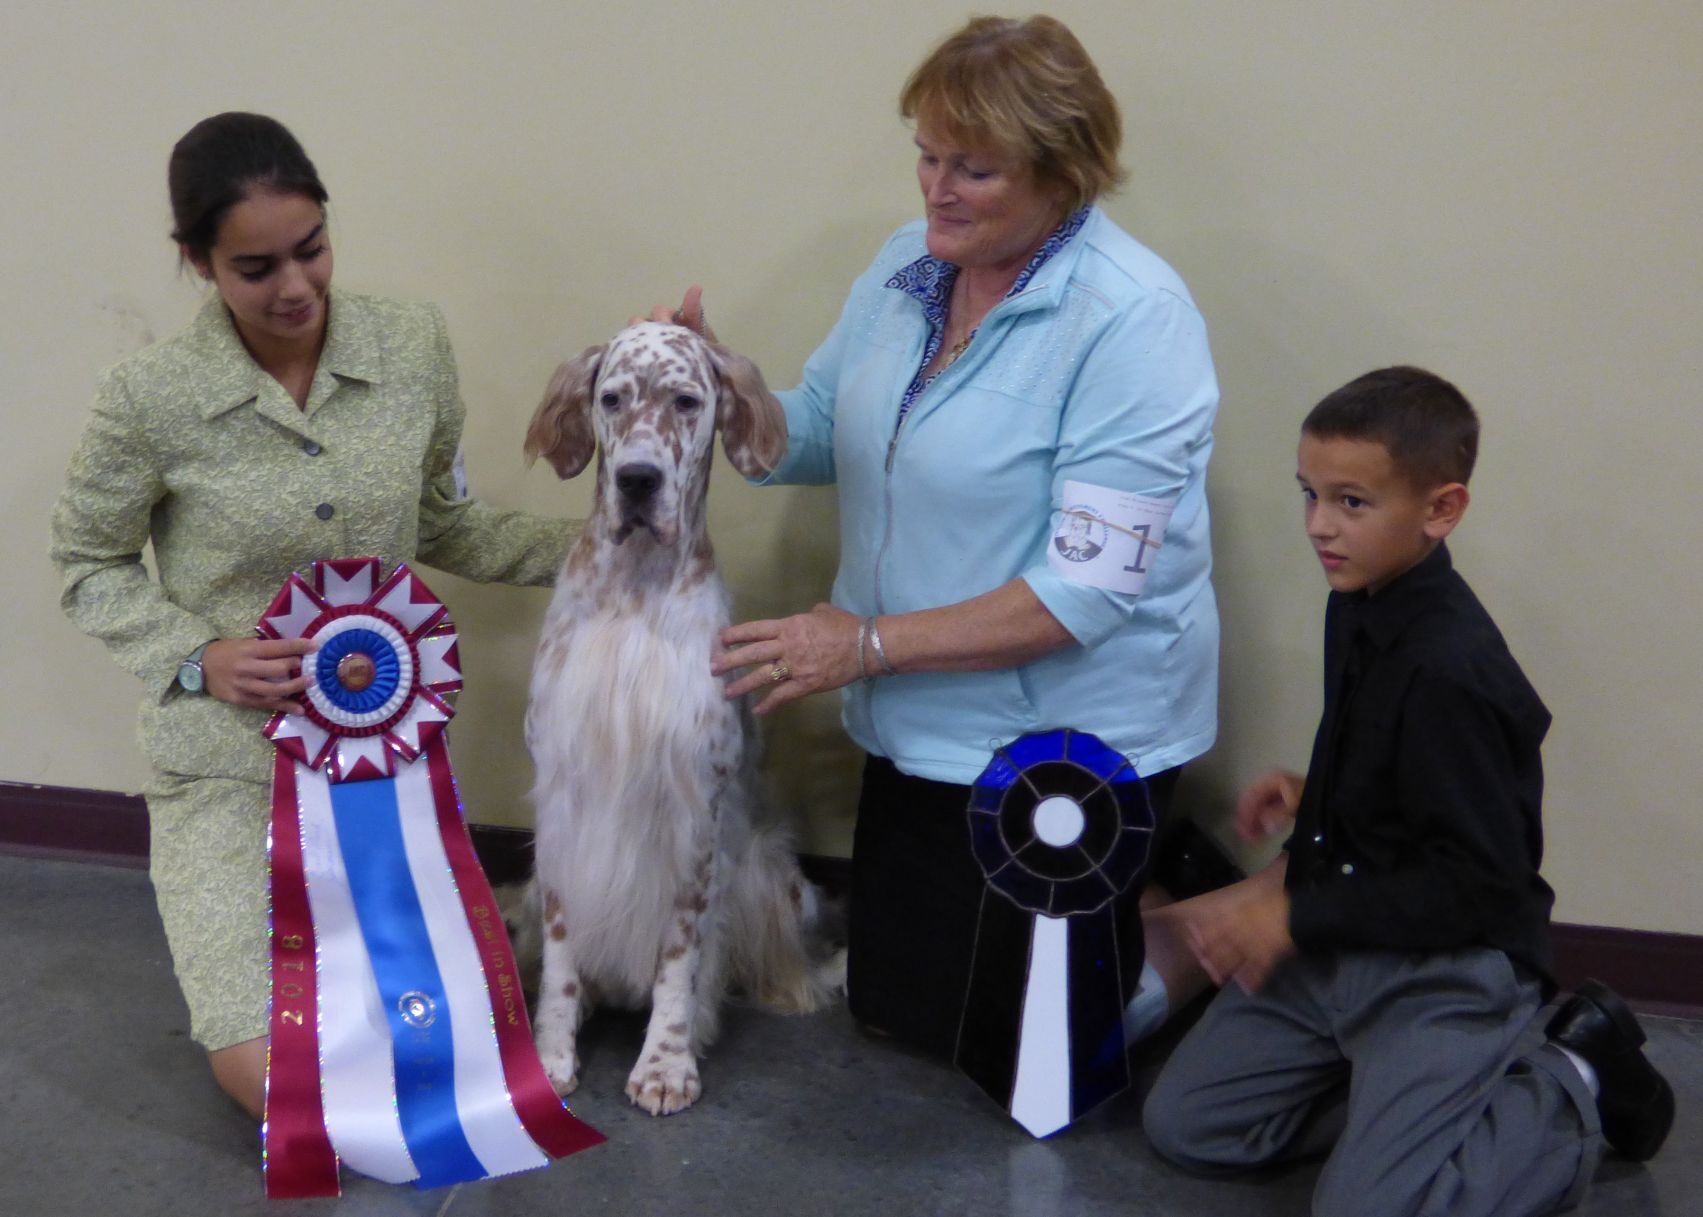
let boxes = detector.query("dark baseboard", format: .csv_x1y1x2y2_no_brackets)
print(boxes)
4,781,1699,1018
1548,925,1703,1019
0,780,537,887
0,781,150,868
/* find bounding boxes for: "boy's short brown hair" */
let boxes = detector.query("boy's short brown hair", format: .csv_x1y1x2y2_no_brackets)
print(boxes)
1303,366,1480,488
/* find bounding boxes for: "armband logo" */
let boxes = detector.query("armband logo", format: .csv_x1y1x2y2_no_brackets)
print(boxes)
1054,506,1108,563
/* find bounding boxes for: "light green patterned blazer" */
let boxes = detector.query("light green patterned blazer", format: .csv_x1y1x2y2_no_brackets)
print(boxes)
51,288,579,784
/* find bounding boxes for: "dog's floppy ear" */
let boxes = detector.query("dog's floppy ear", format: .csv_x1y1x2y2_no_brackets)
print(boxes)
524,344,604,479
707,343,788,479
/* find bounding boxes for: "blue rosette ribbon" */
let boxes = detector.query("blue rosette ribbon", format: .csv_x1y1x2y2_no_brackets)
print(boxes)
953,728,1156,1137
258,558,602,1197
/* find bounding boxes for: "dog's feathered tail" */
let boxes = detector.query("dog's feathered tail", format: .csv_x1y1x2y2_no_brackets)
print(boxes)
726,822,844,1014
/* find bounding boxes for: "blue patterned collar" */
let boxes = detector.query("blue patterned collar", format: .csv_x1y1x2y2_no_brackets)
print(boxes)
885,206,1091,323
885,207,1089,426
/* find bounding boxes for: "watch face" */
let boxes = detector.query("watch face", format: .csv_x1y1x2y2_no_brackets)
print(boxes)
178,659,204,693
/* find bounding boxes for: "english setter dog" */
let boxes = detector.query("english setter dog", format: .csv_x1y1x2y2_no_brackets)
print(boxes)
522,321,835,1115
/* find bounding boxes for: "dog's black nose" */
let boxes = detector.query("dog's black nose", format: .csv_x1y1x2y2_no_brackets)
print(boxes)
615,463,663,501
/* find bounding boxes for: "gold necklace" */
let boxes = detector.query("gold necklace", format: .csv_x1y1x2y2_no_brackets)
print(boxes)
937,272,990,373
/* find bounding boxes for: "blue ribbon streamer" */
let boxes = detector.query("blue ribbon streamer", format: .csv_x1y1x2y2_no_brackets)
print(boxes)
329,776,488,1189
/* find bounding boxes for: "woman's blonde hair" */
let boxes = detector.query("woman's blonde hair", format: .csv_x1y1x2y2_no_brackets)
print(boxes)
899,15,1125,213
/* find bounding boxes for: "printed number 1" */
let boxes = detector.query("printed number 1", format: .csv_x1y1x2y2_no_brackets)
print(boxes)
1123,525,1154,575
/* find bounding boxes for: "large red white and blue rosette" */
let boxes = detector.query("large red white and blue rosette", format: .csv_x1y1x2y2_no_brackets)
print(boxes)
953,729,1155,1138
258,558,602,1198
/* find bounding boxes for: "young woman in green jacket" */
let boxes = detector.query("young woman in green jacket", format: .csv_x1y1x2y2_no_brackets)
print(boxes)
50,112,579,1119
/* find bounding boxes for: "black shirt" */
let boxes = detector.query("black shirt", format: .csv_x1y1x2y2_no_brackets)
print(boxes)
1285,543,1555,984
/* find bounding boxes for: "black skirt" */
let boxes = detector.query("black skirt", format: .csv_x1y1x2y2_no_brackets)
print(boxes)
845,753,1179,1060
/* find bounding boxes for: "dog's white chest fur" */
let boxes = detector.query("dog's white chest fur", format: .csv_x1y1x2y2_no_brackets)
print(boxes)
527,574,740,1003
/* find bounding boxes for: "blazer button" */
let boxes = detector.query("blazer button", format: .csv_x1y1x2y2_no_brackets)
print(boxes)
1340,862,1355,875
315,503,335,520
302,439,322,456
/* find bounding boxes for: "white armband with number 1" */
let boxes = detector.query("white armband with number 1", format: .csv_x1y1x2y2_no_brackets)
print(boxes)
1046,479,1176,594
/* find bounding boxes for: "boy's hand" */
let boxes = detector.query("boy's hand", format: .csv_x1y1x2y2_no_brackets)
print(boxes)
1184,856,1296,994
1235,769,1305,842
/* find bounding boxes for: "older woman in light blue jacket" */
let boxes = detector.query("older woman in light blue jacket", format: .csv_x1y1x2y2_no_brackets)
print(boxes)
703,16,1222,1058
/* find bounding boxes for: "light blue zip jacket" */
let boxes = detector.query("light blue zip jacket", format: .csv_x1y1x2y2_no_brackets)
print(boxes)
767,208,1220,784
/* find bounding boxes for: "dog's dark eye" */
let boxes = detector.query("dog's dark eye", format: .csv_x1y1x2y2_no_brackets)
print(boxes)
674,393,702,413
600,391,620,411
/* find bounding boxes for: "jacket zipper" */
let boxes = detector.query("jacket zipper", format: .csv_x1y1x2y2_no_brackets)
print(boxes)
871,297,1022,614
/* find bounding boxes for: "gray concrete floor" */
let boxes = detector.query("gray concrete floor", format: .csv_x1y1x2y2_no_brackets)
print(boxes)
2,853,1698,1217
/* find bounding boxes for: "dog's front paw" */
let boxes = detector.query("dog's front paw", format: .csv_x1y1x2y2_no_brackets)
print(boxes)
625,1052,701,1115
540,1049,580,1097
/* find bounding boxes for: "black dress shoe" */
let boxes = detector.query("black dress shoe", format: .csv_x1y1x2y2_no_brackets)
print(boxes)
1545,978,1675,1161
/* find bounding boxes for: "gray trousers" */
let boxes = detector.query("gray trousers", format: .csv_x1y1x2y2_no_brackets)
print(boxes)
1142,948,1602,1217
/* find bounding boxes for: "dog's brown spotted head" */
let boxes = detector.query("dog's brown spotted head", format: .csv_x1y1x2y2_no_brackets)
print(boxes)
524,322,786,547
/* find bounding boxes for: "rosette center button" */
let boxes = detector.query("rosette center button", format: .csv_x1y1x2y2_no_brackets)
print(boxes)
337,652,378,693
1033,795,1087,847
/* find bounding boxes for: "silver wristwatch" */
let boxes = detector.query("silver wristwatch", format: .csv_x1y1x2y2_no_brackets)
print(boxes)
176,641,213,694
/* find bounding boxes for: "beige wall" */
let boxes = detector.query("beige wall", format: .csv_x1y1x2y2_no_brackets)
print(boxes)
4,3,1698,934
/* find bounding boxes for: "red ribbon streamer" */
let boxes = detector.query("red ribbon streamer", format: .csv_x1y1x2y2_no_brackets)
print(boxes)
425,739,605,1158
264,753,343,1198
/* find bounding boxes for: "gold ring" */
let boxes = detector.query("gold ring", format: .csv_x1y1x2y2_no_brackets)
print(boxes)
768,662,791,683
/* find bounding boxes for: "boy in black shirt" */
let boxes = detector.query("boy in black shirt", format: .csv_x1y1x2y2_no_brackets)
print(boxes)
1142,368,1672,1217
